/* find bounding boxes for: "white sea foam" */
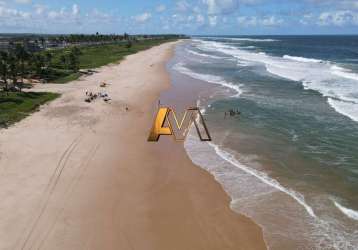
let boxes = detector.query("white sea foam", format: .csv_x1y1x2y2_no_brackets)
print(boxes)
193,39,358,123
241,46,256,49
333,201,358,221
173,62,242,97
207,142,316,218
237,60,254,67
197,36,279,42
185,130,357,249
229,38,278,42
185,48,225,60
283,55,323,63
327,98,358,122
331,65,358,81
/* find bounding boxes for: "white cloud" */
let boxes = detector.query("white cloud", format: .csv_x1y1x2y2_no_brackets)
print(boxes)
172,13,186,22
193,6,201,13
208,15,218,26
237,15,283,27
307,0,358,10
14,0,31,4
92,9,111,20
261,16,283,26
84,9,114,25
0,3,117,33
46,5,81,24
72,4,80,16
133,12,151,23
156,4,166,12
239,0,262,4
203,0,239,15
176,0,190,11
318,10,358,26
48,8,65,19
237,16,257,26
345,0,358,9
300,13,313,25
0,5,30,18
34,4,46,15
196,14,205,24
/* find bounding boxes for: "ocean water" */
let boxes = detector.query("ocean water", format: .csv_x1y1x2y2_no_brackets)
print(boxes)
171,36,358,249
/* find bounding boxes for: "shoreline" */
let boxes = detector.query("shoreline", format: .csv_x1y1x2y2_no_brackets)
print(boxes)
177,36,358,249
0,41,266,249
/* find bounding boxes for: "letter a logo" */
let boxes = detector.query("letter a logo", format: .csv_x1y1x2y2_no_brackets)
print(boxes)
148,107,211,142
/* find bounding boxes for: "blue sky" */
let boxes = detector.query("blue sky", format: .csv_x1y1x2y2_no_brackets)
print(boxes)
0,0,358,35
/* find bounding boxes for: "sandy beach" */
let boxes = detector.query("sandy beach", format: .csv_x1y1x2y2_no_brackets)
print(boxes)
0,41,266,250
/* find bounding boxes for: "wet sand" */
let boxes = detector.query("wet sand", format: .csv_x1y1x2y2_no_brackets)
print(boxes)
0,41,266,250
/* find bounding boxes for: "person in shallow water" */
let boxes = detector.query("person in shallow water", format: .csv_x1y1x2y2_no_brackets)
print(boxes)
225,109,241,118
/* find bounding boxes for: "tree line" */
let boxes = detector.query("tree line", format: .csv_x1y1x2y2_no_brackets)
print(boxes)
3,33,187,50
0,44,81,92
0,33,188,92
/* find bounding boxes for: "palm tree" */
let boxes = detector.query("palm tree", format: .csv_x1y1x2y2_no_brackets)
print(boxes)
0,51,9,92
71,46,82,57
60,54,67,69
126,40,132,49
33,54,45,75
45,51,53,68
68,50,80,72
8,53,18,87
39,37,46,49
14,44,30,85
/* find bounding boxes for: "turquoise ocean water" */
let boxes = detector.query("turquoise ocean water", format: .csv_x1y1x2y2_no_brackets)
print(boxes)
170,36,358,249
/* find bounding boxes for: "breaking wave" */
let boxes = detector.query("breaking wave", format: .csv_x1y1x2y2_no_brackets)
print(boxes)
173,62,242,97
194,39,358,123
334,201,358,221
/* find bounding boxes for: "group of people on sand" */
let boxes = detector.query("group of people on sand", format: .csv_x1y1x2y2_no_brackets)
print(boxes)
85,90,111,103
84,85,130,112
84,81,112,103
225,108,241,118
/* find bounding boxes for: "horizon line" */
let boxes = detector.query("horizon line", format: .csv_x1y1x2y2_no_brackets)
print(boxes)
1,32,358,36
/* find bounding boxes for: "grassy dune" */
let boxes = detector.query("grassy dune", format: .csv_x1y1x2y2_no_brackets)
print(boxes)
50,38,177,83
0,92,60,128
0,38,176,127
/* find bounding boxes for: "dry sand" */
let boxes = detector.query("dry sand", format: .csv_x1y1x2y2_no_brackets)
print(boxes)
0,41,266,250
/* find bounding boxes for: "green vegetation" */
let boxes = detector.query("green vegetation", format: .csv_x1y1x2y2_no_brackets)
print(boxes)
53,72,81,84
1,35,182,88
0,92,59,128
45,38,177,82
0,34,182,128
79,38,176,68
